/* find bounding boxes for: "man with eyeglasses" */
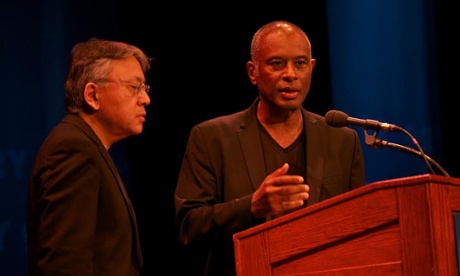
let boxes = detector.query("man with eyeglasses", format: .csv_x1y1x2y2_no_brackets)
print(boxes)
27,38,152,276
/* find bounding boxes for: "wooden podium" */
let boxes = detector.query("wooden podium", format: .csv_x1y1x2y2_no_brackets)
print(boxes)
233,174,460,275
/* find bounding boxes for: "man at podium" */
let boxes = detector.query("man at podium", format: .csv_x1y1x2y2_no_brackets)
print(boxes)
174,20,365,276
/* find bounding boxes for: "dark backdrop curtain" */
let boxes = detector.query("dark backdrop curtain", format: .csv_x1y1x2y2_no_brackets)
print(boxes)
327,0,443,183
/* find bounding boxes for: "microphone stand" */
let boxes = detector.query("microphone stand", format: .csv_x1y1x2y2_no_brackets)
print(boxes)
363,128,450,177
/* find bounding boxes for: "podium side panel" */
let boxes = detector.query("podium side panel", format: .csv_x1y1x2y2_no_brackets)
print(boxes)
234,231,271,276
398,183,459,275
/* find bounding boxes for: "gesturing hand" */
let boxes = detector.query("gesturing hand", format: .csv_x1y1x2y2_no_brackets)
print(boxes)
251,163,309,218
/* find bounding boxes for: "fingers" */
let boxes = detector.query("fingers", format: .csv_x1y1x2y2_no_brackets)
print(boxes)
266,163,304,186
251,163,309,218
269,162,290,177
263,184,309,216
275,187,309,206
251,182,309,218
279,198,306,210
272,196,307,215
272,175,305,186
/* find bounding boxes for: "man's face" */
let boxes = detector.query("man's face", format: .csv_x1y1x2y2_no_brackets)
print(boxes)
95,56,150,142
248,29,316,111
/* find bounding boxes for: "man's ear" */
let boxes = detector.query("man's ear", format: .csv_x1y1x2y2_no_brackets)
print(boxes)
246,61,257,85
84,82,100,110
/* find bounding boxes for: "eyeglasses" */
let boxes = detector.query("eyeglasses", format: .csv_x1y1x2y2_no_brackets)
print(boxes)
98,79,150,96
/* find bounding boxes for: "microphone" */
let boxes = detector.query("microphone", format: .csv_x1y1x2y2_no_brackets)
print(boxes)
325,110,403,132
325,109,450,176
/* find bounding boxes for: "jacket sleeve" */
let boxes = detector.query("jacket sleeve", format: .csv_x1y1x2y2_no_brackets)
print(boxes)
174,124,255,246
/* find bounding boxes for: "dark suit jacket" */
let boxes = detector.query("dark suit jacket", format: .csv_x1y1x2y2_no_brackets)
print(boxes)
175,99,365,276
27,113,142,276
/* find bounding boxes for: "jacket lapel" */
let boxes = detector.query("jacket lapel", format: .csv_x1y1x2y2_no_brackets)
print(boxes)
99,147,143,267
238,100,268,191
63,114,143,268
303,109,325,206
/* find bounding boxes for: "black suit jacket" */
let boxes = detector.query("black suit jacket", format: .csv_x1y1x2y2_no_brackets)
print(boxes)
27,113,142,276
175,99,365,276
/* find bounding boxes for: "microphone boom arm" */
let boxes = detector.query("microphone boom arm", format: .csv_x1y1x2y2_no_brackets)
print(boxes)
363,129,450,177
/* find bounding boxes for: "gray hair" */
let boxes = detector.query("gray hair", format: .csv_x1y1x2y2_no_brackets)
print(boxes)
64,38,151,113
